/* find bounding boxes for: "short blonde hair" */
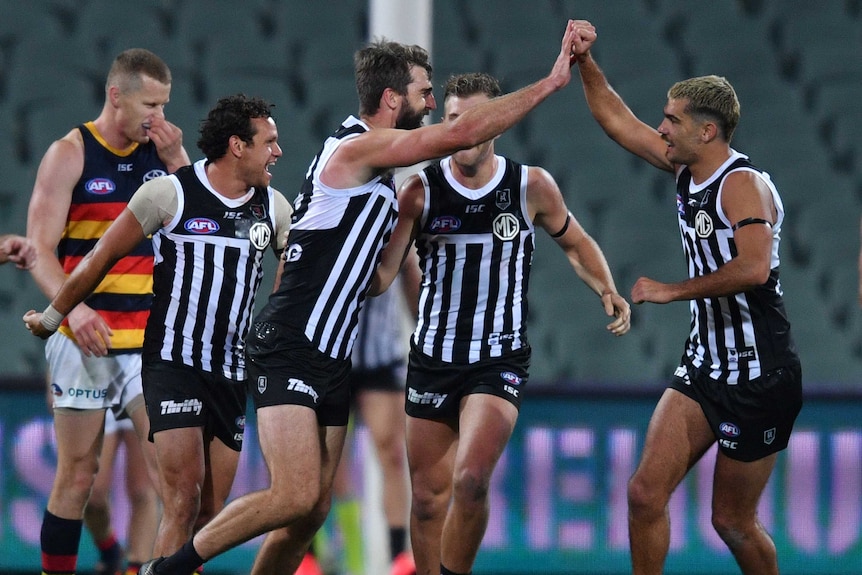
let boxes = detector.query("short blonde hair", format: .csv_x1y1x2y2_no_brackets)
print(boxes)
668,75,740,142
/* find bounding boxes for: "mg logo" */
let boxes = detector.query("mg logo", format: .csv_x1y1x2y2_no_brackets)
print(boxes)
492,213,519,241
249,222,272,251
694,210,714,238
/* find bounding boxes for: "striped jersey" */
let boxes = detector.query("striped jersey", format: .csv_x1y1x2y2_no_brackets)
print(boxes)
255,116,398,360
676,150,799,383
145,160,278,380
58,122,166,352
352,278,408,370
412,155,534,364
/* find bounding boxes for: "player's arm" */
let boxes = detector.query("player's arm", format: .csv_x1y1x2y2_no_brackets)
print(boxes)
575,51,674,172
269,190,293,293
0,234,36,269
528,166,630,335
631,171,775,304
368,174,425,296
330,21,592,186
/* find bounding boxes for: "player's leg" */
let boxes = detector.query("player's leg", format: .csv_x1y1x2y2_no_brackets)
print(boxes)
438,394,517,574
627,388,715,575
86,420,124,575
118,423,158,574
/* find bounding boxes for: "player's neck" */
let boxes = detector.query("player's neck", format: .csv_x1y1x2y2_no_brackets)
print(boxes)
449,154,497,189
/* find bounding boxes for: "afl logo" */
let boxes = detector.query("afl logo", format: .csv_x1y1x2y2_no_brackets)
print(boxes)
143,169,166,182
249,222,272,251
694,210,714,238
235,415,246,430
51,383,63,397
185,218,220,234
85,178,116,195
719,422,740,437
492,213,519,241
430,215,461,233
501,371,522,386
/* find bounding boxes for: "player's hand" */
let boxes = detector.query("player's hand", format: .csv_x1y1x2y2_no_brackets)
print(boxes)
1,235,36,269
571,19,597,60
146,117,188,171
601,292,631,336
547,20,581,90
631,276,674,304
66,304,113,357
23,310,53,339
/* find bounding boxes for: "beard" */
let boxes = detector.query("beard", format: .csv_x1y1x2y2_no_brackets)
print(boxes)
395,106,426,130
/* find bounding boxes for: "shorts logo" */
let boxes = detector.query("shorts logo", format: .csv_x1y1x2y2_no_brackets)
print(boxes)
500,372,522,386
257,376,267,394
235,416,246,430
160,399,203,416
283,244,303,263
673,365,690,384
51,383,63,397
249,222,272,251
68,388,108,399
719,422,740,438
764,427,776,445
286,378,319,403
492,213,519,241
407,387,447,408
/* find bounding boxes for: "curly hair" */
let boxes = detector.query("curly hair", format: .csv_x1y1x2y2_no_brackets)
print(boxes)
197,94,274,161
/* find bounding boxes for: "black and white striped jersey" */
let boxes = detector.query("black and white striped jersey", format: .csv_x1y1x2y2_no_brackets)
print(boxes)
675,150,799,383
256,116,398,360
352,278,409,370
412,155,534,364
145,160,278,380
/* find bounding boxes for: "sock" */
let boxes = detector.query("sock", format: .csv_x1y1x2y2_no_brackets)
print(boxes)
96,533,122,569
334,498,364,574
124,562,142,575
440,565,470,575
389,526,407,559
157,539,204,575
41,509,83,575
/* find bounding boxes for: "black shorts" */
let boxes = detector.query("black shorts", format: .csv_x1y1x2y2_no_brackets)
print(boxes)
142,359,246,451
405,343,530,420
246,321,351,426
350,361,406,393
670,359,803,462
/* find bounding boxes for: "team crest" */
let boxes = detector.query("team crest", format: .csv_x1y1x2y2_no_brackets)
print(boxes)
257,376,268,394
251,203,267,220
763,427,776,445
495,189,511,210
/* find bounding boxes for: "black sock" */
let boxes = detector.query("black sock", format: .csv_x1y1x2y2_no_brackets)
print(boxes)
389,526,407,559
441,565,470,575
157,539,204,575
41,509,83,575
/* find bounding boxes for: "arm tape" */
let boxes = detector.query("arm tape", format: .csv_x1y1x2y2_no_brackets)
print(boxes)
732,217,772,231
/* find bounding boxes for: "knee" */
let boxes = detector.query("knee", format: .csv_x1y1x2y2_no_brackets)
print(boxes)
411,480,450,522
711,509,758,550
627,474,666,520
451,466,491,508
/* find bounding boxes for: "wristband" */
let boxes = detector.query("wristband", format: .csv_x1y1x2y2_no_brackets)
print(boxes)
41,304,66,332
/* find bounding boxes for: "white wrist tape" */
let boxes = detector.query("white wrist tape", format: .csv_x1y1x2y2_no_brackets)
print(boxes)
41,304,66,332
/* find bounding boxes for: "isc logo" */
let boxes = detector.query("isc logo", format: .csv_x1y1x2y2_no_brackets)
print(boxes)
85,178,116,195
184,218,220,234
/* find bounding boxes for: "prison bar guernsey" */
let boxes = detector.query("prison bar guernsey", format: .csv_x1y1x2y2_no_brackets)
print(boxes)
57,122,165,351
676,150,798,384
254,116,398,360
413,155,534,364
145,160,277,380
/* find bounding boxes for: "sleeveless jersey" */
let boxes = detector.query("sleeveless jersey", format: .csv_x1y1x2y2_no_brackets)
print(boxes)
413,155,534,364
146,160,277,380
255,116,398,360
676,150,799,383
57,122,167,351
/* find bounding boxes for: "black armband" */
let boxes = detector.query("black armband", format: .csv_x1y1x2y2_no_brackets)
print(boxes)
731,217,772,231
550,213,572,238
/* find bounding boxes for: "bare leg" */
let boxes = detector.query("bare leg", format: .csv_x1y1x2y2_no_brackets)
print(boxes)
49,409,106,519
627,389,715,575
119,427,159,565
712,452,779,575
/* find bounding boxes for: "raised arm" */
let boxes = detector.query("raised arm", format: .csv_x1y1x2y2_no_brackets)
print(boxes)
528,166,630,336
575,51,674,172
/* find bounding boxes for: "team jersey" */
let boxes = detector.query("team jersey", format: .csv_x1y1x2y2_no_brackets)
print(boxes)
352,278,408,371
57,121,166,351
145,160,281,380
255,116,398,360
676,150,799,383
412,155,534,364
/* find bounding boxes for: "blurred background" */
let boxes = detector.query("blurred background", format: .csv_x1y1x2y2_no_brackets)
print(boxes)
0,1,860,574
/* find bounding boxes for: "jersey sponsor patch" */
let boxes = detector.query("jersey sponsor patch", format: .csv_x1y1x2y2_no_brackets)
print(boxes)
492,213,519,241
